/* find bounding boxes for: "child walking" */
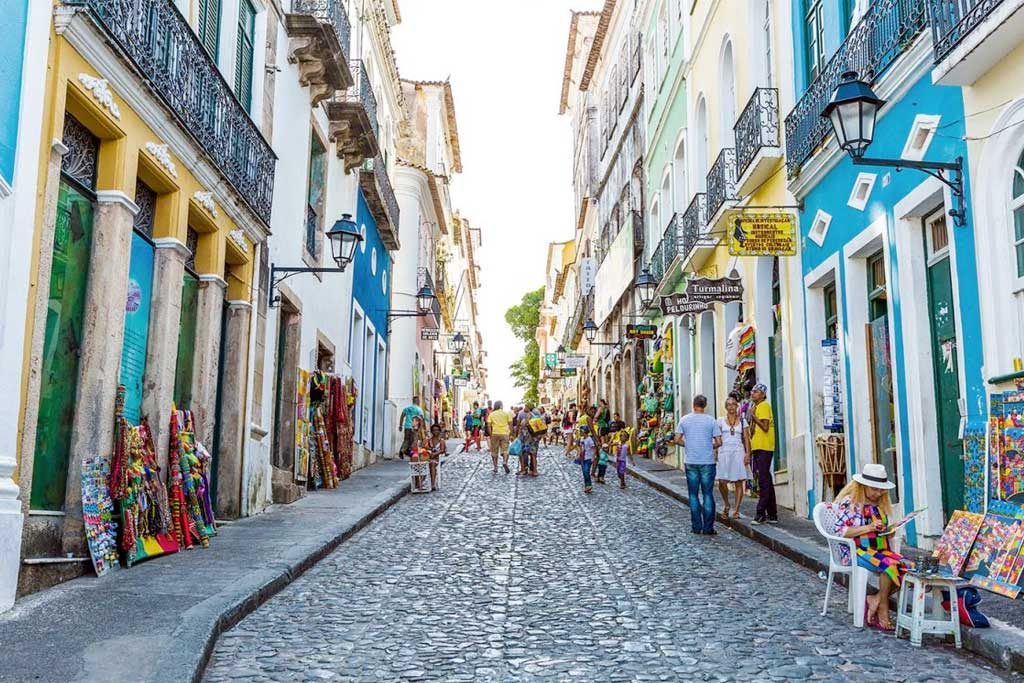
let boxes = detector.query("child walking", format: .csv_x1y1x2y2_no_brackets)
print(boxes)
615,431,632,489
596,446,609,484
579,425,596,493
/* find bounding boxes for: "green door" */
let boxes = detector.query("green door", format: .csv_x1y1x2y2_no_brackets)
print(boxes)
927,253,963,514
31,180,94,510
768,334,787,472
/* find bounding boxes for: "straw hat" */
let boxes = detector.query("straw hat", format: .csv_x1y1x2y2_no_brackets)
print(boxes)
853,463,896,490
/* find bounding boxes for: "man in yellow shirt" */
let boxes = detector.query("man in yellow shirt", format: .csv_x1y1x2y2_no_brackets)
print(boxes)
487,400,514,474
749,383,777,525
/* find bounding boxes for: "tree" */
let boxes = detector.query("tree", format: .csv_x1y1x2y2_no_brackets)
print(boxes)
505,287,544,405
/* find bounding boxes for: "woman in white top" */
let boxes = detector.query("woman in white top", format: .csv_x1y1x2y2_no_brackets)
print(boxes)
716,395,751,518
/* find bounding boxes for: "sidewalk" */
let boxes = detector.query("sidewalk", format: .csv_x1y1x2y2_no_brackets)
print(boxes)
628,456,1024,674
0,457,416,683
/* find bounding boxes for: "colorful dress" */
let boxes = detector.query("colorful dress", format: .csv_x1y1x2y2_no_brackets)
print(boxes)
832,496,907,586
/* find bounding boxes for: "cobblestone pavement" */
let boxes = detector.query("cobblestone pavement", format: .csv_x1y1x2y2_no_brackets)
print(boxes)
205,448,1010,682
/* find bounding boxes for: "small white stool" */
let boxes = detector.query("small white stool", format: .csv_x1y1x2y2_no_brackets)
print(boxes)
409,460,432,493
895,573,962,648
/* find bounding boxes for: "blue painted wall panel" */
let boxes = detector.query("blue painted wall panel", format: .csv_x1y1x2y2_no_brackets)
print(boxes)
352,190,391,340
0,0,29,184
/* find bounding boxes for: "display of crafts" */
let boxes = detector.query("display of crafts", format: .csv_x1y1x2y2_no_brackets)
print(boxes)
81,456,120,577
110,404,178,566
168,408,216,550
295,371,357,488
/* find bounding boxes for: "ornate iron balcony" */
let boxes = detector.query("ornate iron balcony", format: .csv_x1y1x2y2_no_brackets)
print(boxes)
679,193,709,261
706,149,738,220
784,0,928,176
929,0,1007,63
734,88,780,182
327,60,380,172
649,214,678,284
66,0,276,225
359,152,401,250
292,0,351,60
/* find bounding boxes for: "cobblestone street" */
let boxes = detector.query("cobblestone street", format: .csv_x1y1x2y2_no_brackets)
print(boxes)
205,449,1008,682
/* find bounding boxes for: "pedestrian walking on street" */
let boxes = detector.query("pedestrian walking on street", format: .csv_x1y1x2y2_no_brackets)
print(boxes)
398,397,426,460
673,395,722,535
748,383,778,525
614,431,632,489
596,445,609,484
561,404,577,452
517,403,543,476
596,399,611,438
460,402,484,453
578,425,596,492
487,400,513,474
716,395,751,519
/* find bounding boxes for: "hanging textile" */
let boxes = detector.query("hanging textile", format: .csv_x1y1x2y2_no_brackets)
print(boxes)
110,387,177,565
168,409,216,549
331,376,354,481
306,372,338,489
295,369,312,484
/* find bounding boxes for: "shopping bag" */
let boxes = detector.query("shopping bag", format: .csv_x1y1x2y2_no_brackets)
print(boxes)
528,416,548,435
509,438,523,456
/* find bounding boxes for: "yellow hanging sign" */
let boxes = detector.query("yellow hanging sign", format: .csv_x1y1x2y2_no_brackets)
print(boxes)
729,213,797,256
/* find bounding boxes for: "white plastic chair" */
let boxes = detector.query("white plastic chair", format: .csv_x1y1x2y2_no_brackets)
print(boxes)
813,502,869,628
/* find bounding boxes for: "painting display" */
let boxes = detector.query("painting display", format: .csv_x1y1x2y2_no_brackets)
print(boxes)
81,456,120,577
933,510,984,577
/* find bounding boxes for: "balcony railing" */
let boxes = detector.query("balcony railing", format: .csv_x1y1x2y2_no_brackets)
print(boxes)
292,0,352,61
679,193,709,260
784,0,928,176
562,291,593,349
734,87,780,181
929,0,1007,62
327,60,380,171
67,0,276,224
706,149,738,220
359,152,401,250
649,214,680,284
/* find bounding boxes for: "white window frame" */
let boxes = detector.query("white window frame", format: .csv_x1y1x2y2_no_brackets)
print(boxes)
847,172,877,211
809,209,832,246
901,114,941,162
1012,184,1024,287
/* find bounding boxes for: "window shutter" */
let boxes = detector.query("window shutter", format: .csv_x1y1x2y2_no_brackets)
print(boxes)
198,0,220,60
235,0,255,111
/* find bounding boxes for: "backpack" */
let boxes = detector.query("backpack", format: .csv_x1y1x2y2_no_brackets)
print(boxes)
528,415,548,435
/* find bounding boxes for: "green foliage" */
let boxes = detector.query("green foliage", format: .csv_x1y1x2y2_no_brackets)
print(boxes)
505,287,544,404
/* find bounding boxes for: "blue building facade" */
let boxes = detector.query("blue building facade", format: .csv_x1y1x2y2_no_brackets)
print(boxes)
349,190,392,455
0,0,29,188
787,0,984,544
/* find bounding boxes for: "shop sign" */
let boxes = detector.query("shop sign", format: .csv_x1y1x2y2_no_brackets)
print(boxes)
560,368,578,378
420,328,439,341
625,324,657,340
454,377,468,387
685,275,743,305
544,352,559,368
729,213,797,256
580,257,597,295
563,354,587,369
660,293,708,317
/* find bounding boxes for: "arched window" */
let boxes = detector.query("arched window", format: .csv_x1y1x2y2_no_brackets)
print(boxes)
1013,149,1024,279
673,138,687,209
661,171,672,225
649,199,661,260
720,39,737,148
695,96,709,190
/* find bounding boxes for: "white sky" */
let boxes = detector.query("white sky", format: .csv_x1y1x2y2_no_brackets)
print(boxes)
392,0,601,404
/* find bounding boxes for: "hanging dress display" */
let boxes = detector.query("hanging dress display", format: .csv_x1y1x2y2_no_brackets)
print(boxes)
168,409,216,549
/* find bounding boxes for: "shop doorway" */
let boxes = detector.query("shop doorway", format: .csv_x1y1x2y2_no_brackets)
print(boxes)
174,230,200,409
865,252,898,502
211,299,229,505
769,257,786,473
272,300,301,474
924,209,963,514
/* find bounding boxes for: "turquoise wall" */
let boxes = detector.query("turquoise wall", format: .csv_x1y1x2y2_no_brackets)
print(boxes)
0,0,28,184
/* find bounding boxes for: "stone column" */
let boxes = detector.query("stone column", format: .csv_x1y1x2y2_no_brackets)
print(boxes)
191,275,227,450
214,300,251,519
61,190,138,555
141,238,188,471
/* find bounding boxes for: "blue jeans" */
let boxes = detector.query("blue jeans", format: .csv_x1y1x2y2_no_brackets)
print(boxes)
581,459,593,488
685,464,717,532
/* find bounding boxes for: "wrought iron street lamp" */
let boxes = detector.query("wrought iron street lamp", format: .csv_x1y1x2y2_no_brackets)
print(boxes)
583,318,619,347
556,344,566,361
822,71,966,226
269,213,362,306
387,285,436,321
635,267,657,310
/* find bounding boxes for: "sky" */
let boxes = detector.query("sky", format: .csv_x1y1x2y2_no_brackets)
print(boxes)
392,0,602,404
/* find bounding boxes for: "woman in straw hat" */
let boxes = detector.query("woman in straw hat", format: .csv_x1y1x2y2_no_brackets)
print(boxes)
832,463,908,631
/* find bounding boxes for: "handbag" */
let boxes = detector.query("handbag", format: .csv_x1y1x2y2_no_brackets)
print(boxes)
509,438,523,456
528,416,548,435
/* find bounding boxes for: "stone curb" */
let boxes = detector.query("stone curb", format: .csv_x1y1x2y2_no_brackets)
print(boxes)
176,478,410,683
626,463,1024,675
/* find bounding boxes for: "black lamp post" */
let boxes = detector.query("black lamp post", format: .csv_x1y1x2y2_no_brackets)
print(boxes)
635,267,657,310
269,213,362,306
821,71,966,226
556,344,566,362
387,284,436,320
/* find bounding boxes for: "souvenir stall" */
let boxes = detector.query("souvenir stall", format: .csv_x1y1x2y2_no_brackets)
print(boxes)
167,409,216,549
294,369,357,489
926,385,1024,598
635,326,674,461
